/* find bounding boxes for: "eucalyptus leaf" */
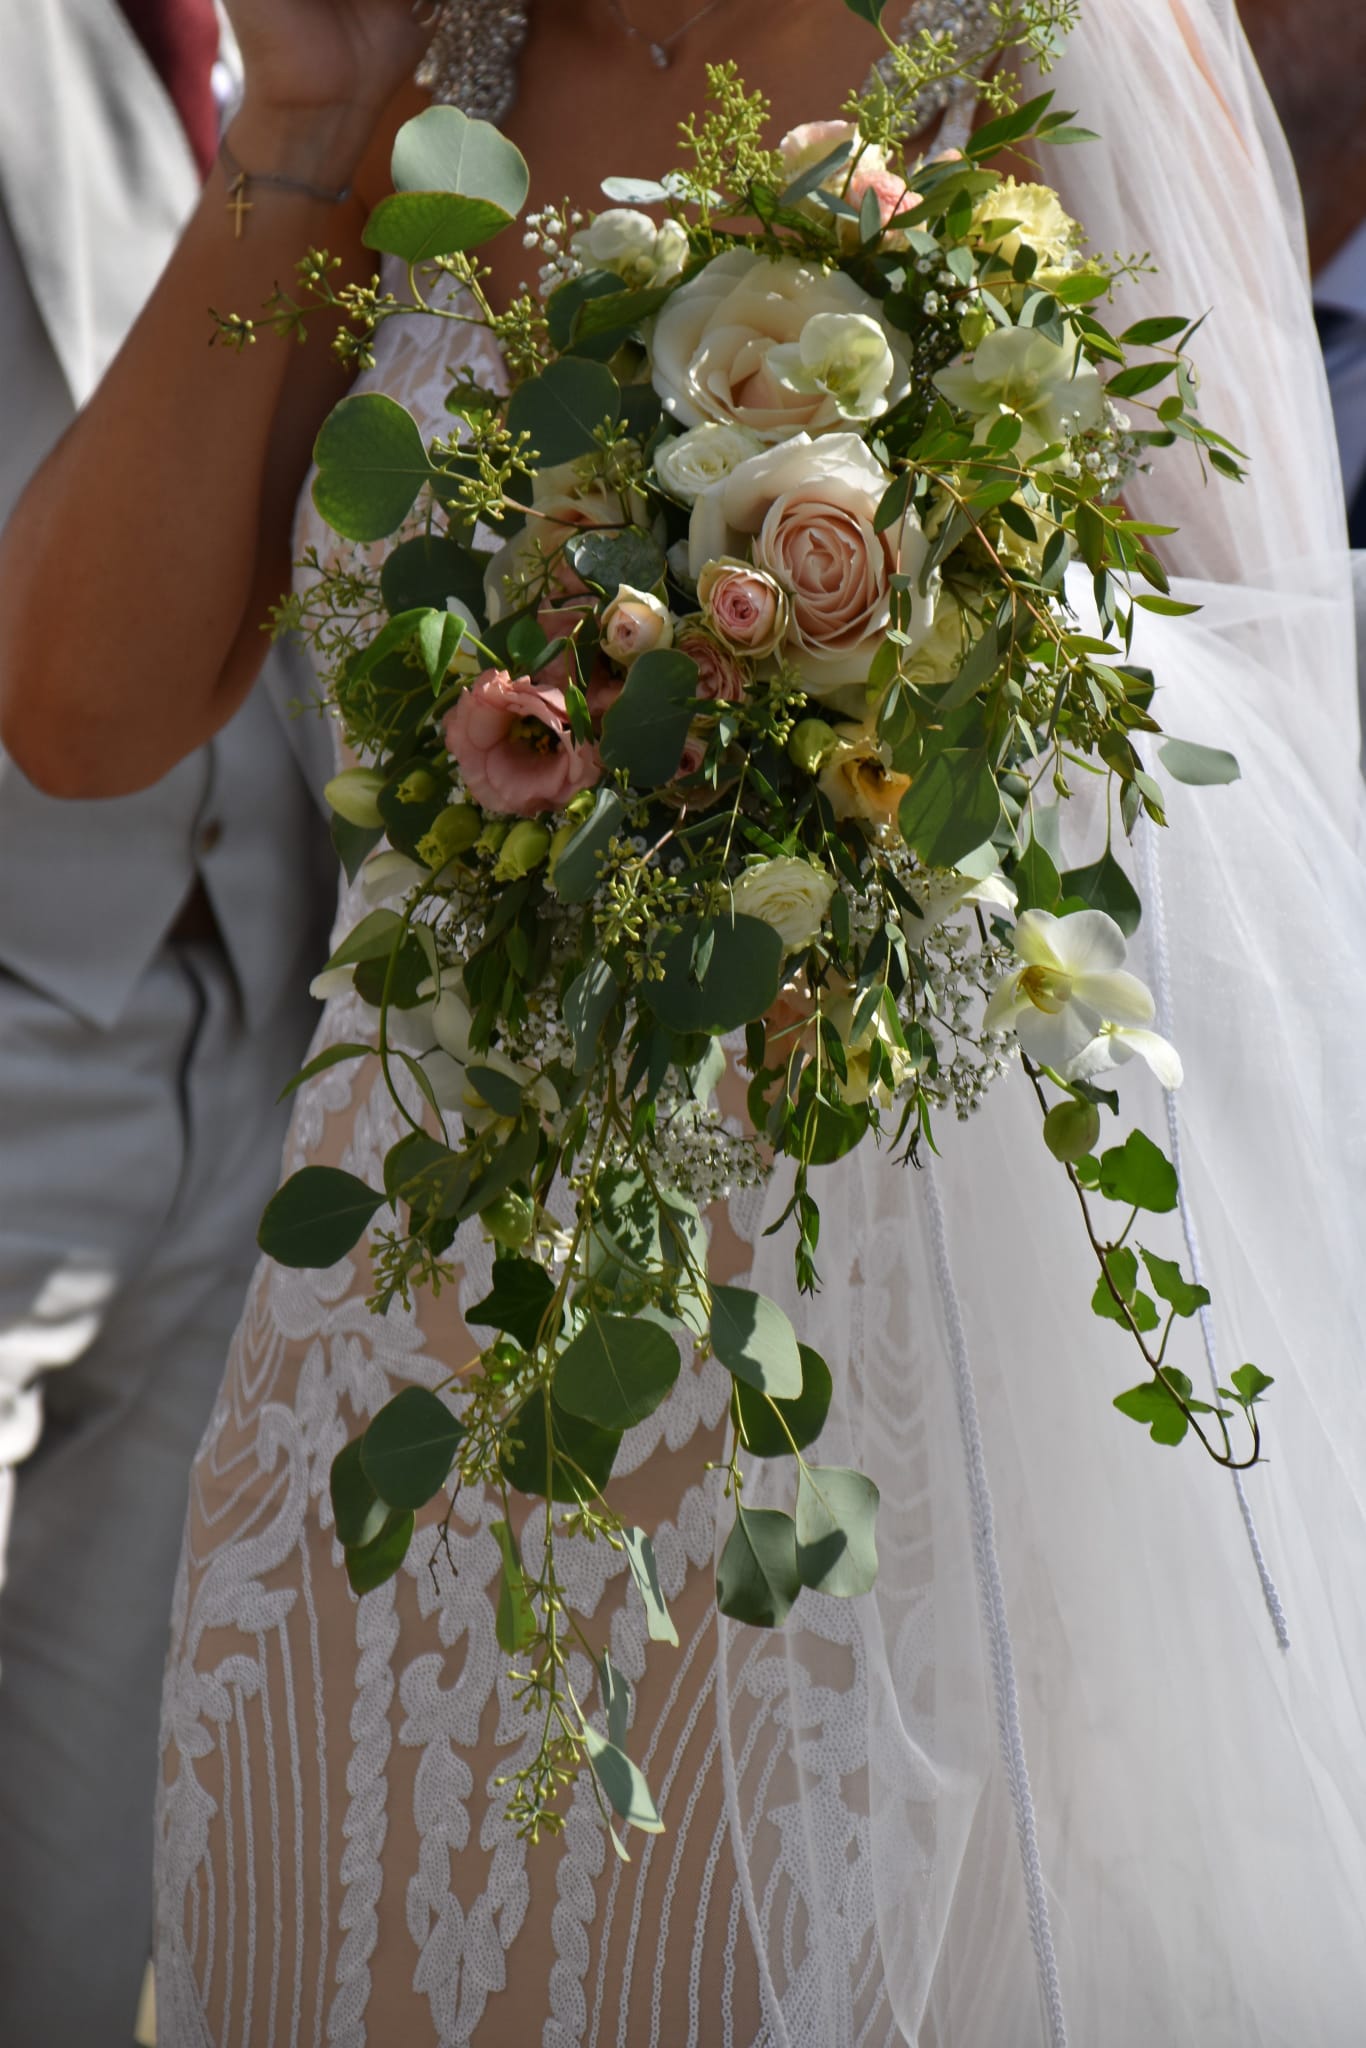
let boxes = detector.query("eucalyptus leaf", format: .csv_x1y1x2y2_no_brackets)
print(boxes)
553,1313,681,1430
1158,737,1241,786
564,957,620,1074
257,1166,385,1270
582,1724,665,1833
710,1286,803,1400
898,748,1002,867
360,1385,464,1510
643,916,783,1035
278,1040,374,1101
506,358,621,468
330,1438,388,1550
715,1506,801,1629
551,788,626,903
565,525,667,595
499,1391,621,1504
621,1527,679,1646
600,649,698,786
1059,850,1142,937
795,1465,880,1597
364,191,511,262
344,1506,415,1596
732,1343,833,1458
380,533,489,620
390,104,530,216
312,394,432,544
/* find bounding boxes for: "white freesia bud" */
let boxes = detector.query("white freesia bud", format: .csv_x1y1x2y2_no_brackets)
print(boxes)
570,208,688,288
732,856,837,953
654,421,764,505
766,312,900,423
599,585,674,663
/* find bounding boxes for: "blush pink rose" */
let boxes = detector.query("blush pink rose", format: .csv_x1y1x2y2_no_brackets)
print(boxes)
675,621,747,703
443,669,600,817
847,161,916,233
586,671,624,725
697,558,789,659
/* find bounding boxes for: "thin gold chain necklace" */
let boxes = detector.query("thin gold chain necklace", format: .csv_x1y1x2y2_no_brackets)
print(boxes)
602,0,734,69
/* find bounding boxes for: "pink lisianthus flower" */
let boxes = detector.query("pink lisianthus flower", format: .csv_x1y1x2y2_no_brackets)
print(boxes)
443,669,600,817
675,620,748,704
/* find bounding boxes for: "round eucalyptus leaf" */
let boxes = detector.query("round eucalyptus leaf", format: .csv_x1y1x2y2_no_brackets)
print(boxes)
499,1391,622,1504
709,1285,803,1399
360,1385,464,1511
329,1438,388,1550
257,1166,384,1270
363,190,512,262
715,1506,801,1629
313,393,432,543
344,1507,415,1597
794,1465,880,1597
506,358,622,469
732,1343,833,1457
390,105,530,216
643,916,783,1035
898,747,1002,868
553,1313,681,1431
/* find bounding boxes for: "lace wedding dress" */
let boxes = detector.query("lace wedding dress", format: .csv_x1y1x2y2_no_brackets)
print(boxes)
154,5,1366,2043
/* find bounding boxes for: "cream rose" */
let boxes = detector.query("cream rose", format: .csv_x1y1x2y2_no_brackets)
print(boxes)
654,420,764,504
689,432,936,693
599,585,674,663
571,208,689,289
732,857,837,953
648,250,910,444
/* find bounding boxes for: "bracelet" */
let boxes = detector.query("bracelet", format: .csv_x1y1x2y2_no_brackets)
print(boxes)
219,137,353,238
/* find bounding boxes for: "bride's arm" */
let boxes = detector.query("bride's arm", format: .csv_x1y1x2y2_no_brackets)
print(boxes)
0,2,429,801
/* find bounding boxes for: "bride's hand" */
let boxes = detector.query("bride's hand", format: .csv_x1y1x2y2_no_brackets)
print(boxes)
225,0,434,183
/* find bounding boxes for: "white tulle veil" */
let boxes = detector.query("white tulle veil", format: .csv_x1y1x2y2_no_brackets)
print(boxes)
718,5,1366,2043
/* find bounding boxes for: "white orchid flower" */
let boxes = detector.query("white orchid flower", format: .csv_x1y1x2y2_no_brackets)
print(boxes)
934,326,1103,461
984,908,1179,1084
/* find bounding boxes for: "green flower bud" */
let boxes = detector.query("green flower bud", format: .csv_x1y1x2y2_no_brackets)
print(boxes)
492,820,552,883
476,819,510,857
564,789,598,824
788,718,840,777
1043,1098,1101,1163
958,305,993,352
416,802,482,870
480,1191,536,1249
323,767,385,829
393,767,438,805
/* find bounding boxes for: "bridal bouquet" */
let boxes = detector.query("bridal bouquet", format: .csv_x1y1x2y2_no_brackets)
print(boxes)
247,0,1266,1846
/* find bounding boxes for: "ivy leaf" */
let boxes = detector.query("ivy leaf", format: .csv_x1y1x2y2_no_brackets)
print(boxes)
1091,1246,1161,1332
732,1343,833,1458
360,1385,464,1510
467,1255,556,1351
344,1506,415,1596
621,1527,679,1646
715,1506,802,1628
1227,1363,1274,1406
490,1519,537,1653
1098,1129,1179,1213
257,1166,385,1270
329,1438,388,1550
1113,1377,1191,1447
1139,1248,1210,1318
582,1724,665,1834
709,1286,803,1399
553,1312,681,1431
794,1466,880,1597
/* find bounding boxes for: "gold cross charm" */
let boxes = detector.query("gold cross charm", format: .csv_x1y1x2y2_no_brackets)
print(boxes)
225,170,252,239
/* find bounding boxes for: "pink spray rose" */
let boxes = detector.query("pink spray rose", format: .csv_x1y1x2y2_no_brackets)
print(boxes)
674,620,747,703
443,669,600,817
696,557,789,659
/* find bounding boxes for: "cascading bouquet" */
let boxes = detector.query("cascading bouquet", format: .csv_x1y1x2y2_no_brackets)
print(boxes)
240,0,1267,1847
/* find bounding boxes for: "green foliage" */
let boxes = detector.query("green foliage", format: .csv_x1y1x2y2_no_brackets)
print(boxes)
732,1343,833,1457
794,1466,880,1596
361,1385,465,1510
330,1438,389,1550
467,1255,556,1350
716,1506,801,1628
505,359,622,468
257,1166,384,1270
491,1519,538,1652
499,1391,622,1504
710,1286,803,1399
898,750,1002,867
600,650,699,785
1059,852,1142,936
644,917,784,1035
553,1313,681,1430
1098,1130,1179,1213
1159,737,1241,786
621,1527,679,1645
389,105,530,216
312,394,432,543
582,1723,665,1834
344,1506,415,1595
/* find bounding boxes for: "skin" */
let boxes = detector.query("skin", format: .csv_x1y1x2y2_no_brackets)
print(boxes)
0,0,884,798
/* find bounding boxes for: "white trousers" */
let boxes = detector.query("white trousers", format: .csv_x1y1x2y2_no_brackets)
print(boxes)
0,939,318,2045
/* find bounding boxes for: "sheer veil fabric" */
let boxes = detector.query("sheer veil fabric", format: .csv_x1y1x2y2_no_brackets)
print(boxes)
154,5,1366,2044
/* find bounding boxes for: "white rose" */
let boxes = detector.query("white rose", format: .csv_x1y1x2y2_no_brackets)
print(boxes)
648,250,910,444
654,420,764,504
599,584,674,663
689,432,936,693
934,326,1104,463
571,208,689,288
732,856,837,953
